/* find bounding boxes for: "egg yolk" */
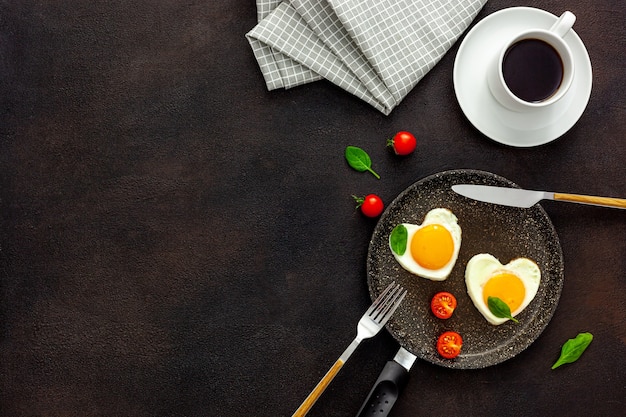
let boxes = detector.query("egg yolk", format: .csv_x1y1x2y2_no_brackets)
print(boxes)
482,272,526,313
410,224,454,270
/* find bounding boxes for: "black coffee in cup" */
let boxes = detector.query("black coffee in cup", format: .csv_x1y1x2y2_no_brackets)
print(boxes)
502,39,564,103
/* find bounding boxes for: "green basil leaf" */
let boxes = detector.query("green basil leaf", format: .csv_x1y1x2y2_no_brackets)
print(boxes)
345,146,380,179
345,146,371,171
551,332,593,370
389,225,408,256
487,296,519,323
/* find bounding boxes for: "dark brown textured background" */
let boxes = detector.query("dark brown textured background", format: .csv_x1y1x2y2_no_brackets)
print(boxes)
1,1,624,416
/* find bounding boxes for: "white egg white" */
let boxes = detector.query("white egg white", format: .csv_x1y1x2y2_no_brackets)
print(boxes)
465,253,541,325
389,208,462,281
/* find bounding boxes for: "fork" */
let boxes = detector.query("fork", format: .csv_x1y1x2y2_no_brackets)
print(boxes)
292,282,407,417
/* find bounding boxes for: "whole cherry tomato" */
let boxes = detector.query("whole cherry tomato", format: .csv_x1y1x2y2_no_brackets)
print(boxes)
387,131,417,156
353,194,384,218
430,291,457,319
437,330,463,359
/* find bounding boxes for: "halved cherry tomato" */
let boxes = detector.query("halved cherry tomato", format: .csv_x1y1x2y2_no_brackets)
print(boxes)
430,291,457,319
437,331,463,359
387,131,417,156
353,194,384,218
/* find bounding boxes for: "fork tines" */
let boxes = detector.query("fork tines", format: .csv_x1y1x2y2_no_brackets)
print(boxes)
368,282,406,323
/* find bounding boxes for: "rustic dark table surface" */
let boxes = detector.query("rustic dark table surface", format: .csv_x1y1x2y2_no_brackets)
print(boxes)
1,1,625,416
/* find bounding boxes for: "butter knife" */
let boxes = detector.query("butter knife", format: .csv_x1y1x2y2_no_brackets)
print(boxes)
355,347,417,417
452,184,626,209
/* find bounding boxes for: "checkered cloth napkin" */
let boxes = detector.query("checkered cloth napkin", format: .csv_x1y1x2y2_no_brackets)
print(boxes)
246,0,487,115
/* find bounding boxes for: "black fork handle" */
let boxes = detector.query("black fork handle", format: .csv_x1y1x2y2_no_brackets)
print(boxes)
355,360,410,417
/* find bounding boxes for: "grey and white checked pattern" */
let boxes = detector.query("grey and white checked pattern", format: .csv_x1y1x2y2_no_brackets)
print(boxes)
247,0,487,115
248,0,323,89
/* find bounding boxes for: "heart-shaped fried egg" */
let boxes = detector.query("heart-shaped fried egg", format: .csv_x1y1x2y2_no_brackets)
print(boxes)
465,253,541,325
389,208,462,281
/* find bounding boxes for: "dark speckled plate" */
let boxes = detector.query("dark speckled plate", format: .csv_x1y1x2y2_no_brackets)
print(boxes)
367,170,564,369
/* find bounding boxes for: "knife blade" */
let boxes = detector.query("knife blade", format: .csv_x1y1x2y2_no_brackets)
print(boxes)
451,184,626,209
355,347,417,417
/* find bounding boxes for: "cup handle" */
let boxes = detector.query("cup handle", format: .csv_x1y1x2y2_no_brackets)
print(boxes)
550,11,576,38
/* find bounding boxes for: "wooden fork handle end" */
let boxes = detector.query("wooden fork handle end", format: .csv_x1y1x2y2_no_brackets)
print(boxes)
553,193,626,209
292,359,345,417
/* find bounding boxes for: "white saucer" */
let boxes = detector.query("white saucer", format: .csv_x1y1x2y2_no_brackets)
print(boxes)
453,7,593,147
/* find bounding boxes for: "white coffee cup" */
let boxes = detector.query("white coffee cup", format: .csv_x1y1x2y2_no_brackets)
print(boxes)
487,11,576,112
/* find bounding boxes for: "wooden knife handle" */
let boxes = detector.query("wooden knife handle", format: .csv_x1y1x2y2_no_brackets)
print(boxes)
553,193,626,209
292,359,345,417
